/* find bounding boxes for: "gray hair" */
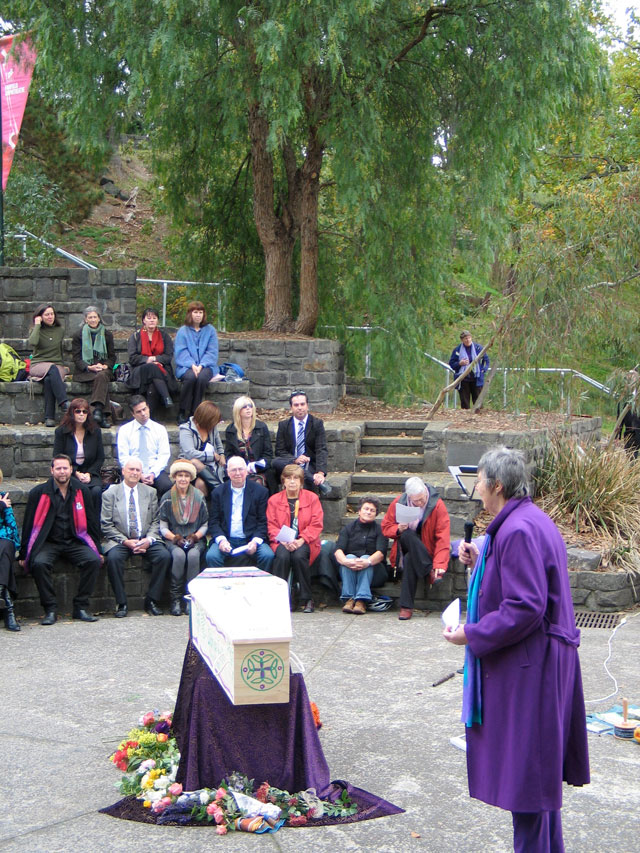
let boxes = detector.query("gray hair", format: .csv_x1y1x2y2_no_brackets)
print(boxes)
83,305,102,321
404,477,427,496
478,446,530,499
226,455,247,470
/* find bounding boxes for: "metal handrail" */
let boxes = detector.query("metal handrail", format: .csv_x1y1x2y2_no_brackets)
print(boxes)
137,278,236,330
9,229,98,269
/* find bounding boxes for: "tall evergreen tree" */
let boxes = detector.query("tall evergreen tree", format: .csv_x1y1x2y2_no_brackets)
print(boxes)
8,2,604,333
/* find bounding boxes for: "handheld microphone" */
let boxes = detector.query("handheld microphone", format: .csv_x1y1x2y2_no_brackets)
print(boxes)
464,521,474,544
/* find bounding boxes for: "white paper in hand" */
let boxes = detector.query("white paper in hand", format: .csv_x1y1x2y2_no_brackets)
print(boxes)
442,597,460,631
276,525,297,543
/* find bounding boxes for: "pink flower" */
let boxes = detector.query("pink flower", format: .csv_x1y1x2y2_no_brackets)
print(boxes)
214,812,224,825
216,825,228,835
168,783,183,797
215,787,226,801
152,801,167,814
141,712,155,726
161,797,172,805
206,803,218,816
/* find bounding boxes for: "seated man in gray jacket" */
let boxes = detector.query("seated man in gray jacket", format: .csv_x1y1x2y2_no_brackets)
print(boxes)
101,457,171,617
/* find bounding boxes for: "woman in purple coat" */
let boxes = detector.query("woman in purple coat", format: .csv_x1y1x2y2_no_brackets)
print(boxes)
444,447,589,853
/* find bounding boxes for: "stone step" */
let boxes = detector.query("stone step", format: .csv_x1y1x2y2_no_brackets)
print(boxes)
351,471,471,500
355,454,424,472
360,436,423,453
364,420,427,437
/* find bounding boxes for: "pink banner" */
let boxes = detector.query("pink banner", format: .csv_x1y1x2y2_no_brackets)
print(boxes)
1,34,37,191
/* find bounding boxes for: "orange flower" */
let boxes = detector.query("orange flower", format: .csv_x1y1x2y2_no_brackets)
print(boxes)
157,733,168,743
310,701,322,730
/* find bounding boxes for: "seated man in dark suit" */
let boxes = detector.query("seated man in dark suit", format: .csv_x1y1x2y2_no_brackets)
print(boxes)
273,390,331,495
205,456,274,571
101,457,171,617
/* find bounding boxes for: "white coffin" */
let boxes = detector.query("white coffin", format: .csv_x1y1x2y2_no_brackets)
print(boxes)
188,568,292,705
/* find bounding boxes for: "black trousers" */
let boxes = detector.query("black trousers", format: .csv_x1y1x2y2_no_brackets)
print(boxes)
0,538,17,596
269,542,312,601
398,529,433,609
137,363,172,415
105,542,171,606
458,379,480,409
30,539,101,612
74,368,112,407
42,366,68,418
178,368,214,417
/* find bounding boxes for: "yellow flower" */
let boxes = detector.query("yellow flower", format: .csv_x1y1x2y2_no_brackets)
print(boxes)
143,800,151,809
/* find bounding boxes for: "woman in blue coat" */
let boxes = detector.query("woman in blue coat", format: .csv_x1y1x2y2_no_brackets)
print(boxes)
174,301,220,424
444,447,589,853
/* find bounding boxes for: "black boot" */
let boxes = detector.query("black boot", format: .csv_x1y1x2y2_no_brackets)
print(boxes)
169,576,183,616
1,586,21,632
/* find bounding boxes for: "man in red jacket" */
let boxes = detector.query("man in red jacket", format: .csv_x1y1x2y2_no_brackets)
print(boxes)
381,477,450,620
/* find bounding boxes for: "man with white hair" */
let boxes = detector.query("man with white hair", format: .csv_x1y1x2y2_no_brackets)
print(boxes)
205,456,274,571
381,477,450,620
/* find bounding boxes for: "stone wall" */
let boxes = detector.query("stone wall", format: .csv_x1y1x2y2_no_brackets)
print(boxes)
0,267,137,334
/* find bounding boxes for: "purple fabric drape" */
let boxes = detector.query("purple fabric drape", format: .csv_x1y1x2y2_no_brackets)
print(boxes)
100,641,404,826
173,641,331,794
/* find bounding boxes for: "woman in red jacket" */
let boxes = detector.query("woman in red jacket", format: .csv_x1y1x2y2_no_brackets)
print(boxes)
381,476,450,621
267,464,323,613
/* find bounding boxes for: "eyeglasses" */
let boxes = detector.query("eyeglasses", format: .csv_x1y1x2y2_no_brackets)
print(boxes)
74,408,89,414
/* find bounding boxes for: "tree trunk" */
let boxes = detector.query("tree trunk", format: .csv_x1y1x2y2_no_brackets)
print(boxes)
295,131,323,335
248,103,297,331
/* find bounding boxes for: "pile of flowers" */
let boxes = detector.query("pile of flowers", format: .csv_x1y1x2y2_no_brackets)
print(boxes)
109,711,357,831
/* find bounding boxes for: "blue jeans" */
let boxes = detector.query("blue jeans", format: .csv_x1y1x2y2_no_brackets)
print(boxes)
340,558,374,601
205,536,274,572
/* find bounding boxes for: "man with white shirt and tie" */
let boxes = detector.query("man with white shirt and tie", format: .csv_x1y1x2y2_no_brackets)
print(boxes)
273,391,331,496
116,396,172,496
205,456,274,571
101,457,171,616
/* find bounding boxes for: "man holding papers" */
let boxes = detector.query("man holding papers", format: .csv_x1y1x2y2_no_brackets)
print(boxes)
381,477,450,620
205,457,274,571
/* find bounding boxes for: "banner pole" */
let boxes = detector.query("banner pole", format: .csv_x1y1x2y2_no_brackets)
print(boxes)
0,59,4,267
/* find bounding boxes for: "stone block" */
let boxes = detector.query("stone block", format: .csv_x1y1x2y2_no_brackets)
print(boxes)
67,286,93,299
577,570,629,591
570,587,590,606
69,269,89,284
3,280,35,299
285,341,312,357
320,496,348,536
246,370,290,386
566,548,601,571
246,340,283,355
593,587,635,610
101,269,119,285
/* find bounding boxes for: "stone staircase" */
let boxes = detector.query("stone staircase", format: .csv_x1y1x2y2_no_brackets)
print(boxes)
334,419,480,610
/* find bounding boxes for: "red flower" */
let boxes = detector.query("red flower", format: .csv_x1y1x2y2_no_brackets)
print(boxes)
255,782,269,803
288,797,299,806
288,815,308,827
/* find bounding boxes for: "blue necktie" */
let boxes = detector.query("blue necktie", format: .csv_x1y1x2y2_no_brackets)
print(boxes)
295,420,305,458
138,425,150,471
128,488,139,539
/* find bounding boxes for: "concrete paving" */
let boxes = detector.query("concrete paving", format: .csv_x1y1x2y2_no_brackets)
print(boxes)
1,604,639,853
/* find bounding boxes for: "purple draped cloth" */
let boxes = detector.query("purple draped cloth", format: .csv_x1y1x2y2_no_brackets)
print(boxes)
100,641,404,826
173,640,331,794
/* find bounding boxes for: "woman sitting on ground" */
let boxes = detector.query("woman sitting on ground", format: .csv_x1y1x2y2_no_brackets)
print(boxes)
0,469,21,632
267,463,323,613
224,395,275,492
53,398,105,510
159,459,209,616
174,300,220,424
126,307,177,416
179,400,226,497
71,306,116,427
334,496,387,615
28,304,69,427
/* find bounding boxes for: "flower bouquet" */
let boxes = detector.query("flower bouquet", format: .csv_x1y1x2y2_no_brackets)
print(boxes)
109,711,357,832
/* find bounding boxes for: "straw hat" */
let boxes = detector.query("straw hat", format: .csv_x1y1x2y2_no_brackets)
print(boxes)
169,459,197,481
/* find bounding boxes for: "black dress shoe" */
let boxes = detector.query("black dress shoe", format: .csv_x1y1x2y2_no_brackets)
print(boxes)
303,599,315,613
162,396,173,408
169,600,182,617
60,401,70,414
114,604,128,618
145,598,164,616
41,611,57,626
92,406,105,427
73,608,99,622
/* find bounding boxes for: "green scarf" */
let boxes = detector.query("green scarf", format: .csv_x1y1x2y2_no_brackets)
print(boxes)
81,323,108,365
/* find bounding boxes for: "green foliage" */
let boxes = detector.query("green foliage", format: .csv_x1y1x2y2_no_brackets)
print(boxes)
537,432,640,575
3,160,61,264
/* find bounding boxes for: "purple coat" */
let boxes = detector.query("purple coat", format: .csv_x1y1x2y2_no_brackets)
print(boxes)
464,497,589,812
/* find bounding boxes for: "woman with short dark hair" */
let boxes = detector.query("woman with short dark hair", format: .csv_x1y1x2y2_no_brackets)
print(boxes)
174,300,220,424
71,306,116,427
334,496,387,614
126,308,176,416
28,304,69,427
